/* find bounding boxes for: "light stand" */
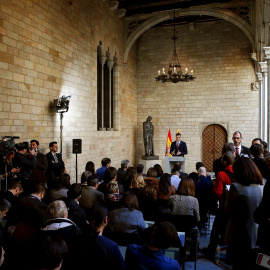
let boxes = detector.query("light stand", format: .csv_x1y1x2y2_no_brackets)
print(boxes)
53,95,71,154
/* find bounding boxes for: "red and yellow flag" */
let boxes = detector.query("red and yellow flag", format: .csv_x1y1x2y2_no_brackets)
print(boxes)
177,129,180,134
165,129,172,156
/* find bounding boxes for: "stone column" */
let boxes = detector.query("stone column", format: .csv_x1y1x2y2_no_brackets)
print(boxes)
263,47,270,144
259,61,268,141
256,72,263,139
107,59,113,131
99,55,107,131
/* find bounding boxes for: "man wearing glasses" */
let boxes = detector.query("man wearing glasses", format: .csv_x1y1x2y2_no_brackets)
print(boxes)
232,131,249,156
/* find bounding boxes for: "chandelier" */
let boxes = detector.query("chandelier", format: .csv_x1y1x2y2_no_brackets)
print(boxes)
155,6,195,83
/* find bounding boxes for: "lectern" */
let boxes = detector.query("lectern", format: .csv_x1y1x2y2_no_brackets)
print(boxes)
164,156,185,174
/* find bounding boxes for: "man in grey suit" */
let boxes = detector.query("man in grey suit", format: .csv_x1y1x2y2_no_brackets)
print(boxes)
79,175,104,209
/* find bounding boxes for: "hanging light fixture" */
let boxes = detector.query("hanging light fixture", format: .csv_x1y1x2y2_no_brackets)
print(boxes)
155,2,195,83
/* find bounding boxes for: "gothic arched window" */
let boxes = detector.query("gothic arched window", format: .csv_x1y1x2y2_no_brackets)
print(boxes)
97,41,118,131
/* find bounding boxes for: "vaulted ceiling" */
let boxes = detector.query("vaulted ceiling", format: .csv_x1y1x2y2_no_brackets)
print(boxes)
118,0,242,17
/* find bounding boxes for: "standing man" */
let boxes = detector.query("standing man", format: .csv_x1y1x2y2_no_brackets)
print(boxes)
170,133,188,156
13,143,36,180
30,140,48,173
96,158,111,180
46,142,65,188
232,131,249,156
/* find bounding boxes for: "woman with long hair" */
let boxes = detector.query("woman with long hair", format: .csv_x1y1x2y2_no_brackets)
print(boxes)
226,157,263,270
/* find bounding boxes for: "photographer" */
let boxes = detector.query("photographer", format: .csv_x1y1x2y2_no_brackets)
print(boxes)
30,140,48,173
13,143,36,180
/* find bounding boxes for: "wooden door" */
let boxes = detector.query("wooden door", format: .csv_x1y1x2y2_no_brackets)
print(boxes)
202,124,227,172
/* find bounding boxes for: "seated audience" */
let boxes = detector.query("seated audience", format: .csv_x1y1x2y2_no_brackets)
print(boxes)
80,171,92,186
17,183,48,231
129,174,146,195
117,160,130,183
96,158,111,180
3,181,23,226
158,173,175,200
136,164,145,176
79,204,124,270
144,167,159,191
196,162,205,171
107,191,145,235
38,236,68,270
122,166,137,192
0,199,11,246
169,178,200,222
153,164,163,179
79,175,104,210
85,161,96,176
50,173,70,202
170,168,181,190
226,157,263,270
125,221,180,270
61,183,88,232
105,181,122,211
173,162,188,179
98,167,122,194
40,200,82,270
137,186,157,221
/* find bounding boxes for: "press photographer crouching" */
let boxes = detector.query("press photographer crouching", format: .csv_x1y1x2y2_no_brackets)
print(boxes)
13,142,36,194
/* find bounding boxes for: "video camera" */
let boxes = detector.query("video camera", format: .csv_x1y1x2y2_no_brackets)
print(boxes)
0,136,20,157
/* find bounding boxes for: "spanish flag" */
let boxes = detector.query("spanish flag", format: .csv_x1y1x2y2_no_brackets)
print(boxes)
165,129,172,156
177,129,180,134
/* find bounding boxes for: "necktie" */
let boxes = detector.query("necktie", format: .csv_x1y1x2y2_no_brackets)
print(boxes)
54,154,58,163
177,142,179,150
236,147,239,155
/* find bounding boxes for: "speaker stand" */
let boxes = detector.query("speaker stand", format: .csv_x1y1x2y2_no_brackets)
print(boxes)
75,151,78,183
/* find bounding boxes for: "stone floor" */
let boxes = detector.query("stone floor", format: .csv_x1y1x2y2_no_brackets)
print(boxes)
183,215,232,270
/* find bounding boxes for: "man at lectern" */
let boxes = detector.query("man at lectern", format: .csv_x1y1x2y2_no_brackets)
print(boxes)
170,133,188,156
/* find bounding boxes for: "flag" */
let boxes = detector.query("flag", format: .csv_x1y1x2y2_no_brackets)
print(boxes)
177,129,180,134
165,129,172,156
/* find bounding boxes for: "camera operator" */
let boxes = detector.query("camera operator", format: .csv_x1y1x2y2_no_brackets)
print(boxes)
30,140,48,173
13,143,36,180
0,152,20,183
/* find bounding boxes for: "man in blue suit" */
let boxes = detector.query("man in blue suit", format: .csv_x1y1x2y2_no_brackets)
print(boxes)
170,133,188,156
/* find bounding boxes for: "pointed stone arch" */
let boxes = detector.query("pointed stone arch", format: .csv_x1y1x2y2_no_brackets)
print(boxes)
124,7,255,64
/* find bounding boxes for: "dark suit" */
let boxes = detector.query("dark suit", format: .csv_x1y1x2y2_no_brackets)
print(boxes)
79,186,104,209
35,152,48,172
19,195,48,227
240,145,249,156
46,152,65,187
3,190,20,226
170,141,188,156
13,152,36,179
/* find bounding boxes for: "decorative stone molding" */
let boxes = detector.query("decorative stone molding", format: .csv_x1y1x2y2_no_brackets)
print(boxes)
115,8,126,18
251,82,260,91
227,4,251,24
263,47,270,60
259,61,268,73
251,52,257,61
109,1,119,11
256,72,263,81
128,19,147,33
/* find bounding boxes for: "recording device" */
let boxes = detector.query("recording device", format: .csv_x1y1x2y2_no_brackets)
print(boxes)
29,147,40,152
0,136,20,158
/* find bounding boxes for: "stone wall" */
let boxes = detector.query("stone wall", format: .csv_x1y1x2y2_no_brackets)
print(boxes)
136,20,258,173
0,0,138,181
